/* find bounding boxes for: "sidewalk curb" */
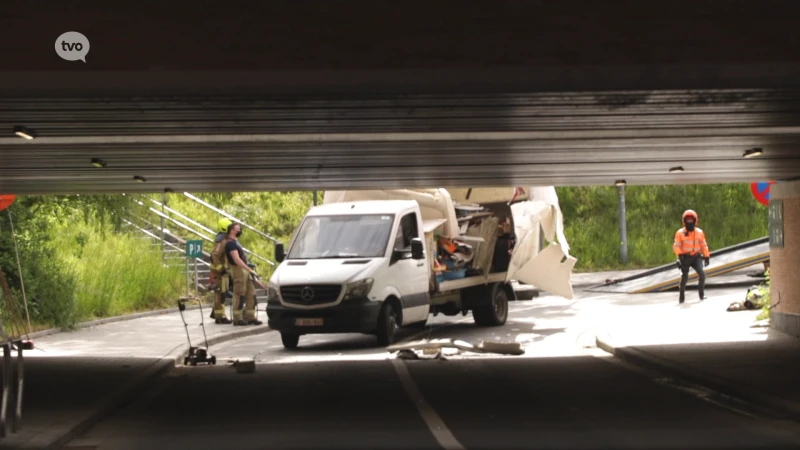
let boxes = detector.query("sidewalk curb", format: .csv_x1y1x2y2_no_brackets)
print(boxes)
20,325,274,450
595,333,800,423
27,303,214,340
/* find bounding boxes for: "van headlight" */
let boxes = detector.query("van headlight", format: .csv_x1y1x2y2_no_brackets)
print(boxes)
344,278,374,300
267,283,280,302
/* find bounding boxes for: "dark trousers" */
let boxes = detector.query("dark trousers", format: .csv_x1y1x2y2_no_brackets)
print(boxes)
679,253,706,300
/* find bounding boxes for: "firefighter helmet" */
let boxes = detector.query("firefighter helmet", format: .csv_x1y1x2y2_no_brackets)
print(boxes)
217,218,233,233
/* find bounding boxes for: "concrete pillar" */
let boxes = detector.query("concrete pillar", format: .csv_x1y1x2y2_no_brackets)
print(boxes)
769,179,800,337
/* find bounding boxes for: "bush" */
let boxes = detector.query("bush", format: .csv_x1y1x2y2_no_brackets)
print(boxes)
0,200,78,329
1,196,183,329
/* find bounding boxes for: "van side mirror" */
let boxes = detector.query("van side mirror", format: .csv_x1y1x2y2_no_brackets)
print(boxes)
411,238,424,260
275,242,286,263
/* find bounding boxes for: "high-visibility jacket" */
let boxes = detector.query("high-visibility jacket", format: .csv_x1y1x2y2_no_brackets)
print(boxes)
673,227,710,257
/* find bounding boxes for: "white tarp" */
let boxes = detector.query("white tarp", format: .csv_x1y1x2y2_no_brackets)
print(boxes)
505,186,577,299
446,187,530,204
513,243,577,300
507,200,552,280
529,186,571,255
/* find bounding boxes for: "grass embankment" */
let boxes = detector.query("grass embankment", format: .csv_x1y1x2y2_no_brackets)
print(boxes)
1,192,317,332
2,224,184,332
55,224,185,320
557,184,769,272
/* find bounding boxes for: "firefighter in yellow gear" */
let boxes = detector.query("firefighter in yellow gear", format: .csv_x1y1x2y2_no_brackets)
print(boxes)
209,218,233,324
224,222,263,326
673,209,711,303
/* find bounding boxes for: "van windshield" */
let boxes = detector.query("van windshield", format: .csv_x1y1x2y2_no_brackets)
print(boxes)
288,214,395,259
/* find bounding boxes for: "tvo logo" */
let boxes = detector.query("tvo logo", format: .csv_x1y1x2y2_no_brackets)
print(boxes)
55,32,90,62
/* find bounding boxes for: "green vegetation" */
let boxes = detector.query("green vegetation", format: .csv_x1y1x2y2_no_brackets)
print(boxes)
0,192,318,331
57,223,185,320
147,191,319,271
0,184,767,330
0,195,125,330
557,184,768,272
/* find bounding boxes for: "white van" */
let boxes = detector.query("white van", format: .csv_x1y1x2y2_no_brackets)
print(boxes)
266,188,576,349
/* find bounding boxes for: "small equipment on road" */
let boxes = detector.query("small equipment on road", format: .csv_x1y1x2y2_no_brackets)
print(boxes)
178,297,217,366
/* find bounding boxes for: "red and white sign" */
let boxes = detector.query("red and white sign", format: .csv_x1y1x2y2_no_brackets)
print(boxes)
750,182,776,206
0,194,15,211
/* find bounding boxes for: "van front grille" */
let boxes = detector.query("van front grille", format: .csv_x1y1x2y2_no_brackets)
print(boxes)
281,285,342,305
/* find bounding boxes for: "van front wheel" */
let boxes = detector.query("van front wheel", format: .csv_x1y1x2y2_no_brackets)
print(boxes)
376,302,399,346
281,332,300,350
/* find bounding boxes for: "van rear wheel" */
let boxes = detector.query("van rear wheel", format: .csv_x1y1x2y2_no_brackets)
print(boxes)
473,287,509,326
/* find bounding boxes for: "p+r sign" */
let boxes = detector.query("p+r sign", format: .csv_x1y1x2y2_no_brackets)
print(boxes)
186,240,204,258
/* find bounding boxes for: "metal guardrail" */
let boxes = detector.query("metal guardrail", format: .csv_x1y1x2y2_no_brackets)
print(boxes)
129,197,274,267
183,192,280,244
146,197,217,238
124,219,210,268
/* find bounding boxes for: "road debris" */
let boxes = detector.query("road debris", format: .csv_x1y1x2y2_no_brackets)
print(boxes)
387,338,524,358
727,285,766,312
229,358,256,374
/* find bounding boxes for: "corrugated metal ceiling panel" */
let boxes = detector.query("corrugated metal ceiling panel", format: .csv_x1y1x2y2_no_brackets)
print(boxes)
1,89,799,194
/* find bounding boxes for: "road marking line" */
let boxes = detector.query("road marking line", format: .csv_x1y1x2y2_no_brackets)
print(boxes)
391,359,466,450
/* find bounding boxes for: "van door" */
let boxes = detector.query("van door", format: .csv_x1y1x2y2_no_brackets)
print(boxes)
390,211,430,323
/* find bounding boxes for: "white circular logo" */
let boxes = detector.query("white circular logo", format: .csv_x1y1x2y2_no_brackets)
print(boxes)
55,31,90,63
301,287,315,302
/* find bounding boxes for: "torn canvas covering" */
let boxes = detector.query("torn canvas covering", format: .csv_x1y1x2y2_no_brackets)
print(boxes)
323,186,577,299
529,186,571,255
506,186,576,299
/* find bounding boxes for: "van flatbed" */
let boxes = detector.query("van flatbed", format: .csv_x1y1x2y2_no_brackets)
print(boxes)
438,272,507,292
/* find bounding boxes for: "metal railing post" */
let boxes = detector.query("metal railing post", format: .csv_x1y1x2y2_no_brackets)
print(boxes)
618,185,629,264
161,192,167,264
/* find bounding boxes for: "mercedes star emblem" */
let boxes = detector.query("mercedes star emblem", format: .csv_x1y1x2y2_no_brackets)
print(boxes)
301,286,315,302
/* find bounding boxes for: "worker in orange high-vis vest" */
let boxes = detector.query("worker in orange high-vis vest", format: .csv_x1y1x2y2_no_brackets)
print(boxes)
673,210,711,303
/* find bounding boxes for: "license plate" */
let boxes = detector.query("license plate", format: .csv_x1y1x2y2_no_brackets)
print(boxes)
295,318,323,326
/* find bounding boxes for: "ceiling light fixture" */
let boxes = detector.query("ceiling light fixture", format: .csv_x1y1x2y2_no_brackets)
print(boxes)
13,126,35,140
743,148,763,158
614,179,627,186
91,158,107,168
669,166,684,173
133,175,147,183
